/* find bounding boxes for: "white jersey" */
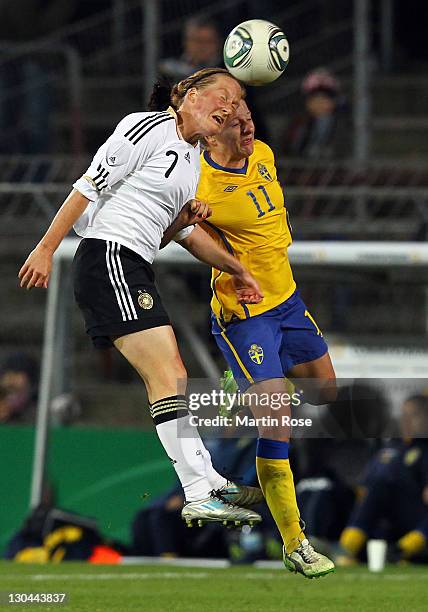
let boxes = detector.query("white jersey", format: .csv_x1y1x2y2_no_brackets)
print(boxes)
73,109,199,263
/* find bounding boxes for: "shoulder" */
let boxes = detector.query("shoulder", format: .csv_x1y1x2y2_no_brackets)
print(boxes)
253,139,275,162
100,111,176,167
114,111,175,145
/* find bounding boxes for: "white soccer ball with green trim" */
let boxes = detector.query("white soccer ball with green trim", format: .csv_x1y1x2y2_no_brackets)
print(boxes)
223,19,289,86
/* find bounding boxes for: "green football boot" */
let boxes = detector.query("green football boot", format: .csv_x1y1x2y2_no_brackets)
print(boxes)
283,539,335,579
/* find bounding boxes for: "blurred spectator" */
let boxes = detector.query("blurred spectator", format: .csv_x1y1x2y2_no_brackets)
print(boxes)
0,0,77,153
283,67,349,159
0,352,38,423
339,394,428,564
158,15,268,142
0,352,82,425
5,503,124,563
159,17,222,83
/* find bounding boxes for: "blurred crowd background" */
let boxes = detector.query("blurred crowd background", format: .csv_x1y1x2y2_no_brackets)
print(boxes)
1,0,428,566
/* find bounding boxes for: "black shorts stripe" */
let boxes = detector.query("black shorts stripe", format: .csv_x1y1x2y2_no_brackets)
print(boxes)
125,112,169,141
132,116,174,145
73,238,170,348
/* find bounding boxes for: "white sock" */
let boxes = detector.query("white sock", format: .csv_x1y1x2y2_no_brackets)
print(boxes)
195,438,228,490
151,396,212,502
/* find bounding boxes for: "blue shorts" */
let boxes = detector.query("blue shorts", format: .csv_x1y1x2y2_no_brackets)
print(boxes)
212,290,328,392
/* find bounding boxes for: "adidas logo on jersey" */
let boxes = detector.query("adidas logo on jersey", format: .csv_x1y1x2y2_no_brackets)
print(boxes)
224,185,238,192
184,152,191,163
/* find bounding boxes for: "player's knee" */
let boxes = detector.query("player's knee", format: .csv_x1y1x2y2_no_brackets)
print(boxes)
143,357,187,398
171,359,187,385
319,378,337,404
160,358,187,391
301,378,337,405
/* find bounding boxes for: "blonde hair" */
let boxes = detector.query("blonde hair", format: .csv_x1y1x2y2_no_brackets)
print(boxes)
171,67,244,109
148,68,244,111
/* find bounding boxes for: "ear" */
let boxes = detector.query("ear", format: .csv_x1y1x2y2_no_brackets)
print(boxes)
186,87,198,104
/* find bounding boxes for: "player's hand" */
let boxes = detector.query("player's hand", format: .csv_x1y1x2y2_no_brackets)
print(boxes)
422,486,428,505
231,269,264,304
18,244,53,289
180,199,212,227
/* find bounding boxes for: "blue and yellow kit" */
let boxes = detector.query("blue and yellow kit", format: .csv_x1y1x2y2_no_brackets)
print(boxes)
197,139,295,323
197,139,327,390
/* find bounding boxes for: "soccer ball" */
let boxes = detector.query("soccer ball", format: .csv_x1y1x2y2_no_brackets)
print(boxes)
223,19,289,86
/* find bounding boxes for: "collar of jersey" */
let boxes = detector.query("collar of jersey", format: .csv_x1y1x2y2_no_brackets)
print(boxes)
166,106,184,140
203,150,248,174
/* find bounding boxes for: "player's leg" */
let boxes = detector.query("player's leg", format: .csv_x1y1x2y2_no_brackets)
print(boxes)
246,377,304,550
278,292,336,405
72,239,260,526
213,316,301,530
219,298,336,407
214,314,334,577
248,378,334,578
114,326,261,527
114,324,226,492
287,352,337,405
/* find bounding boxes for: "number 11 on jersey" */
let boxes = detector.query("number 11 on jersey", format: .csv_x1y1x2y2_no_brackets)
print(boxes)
247,185,275,218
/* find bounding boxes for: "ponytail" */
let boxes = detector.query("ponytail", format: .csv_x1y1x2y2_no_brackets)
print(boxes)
148,79,173,111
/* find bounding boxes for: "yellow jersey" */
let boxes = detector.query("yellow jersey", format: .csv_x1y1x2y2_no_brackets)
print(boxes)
197,139,296,324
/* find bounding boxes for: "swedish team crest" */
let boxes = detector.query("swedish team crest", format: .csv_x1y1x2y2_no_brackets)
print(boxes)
257,163,273,181
138,290,153,310
248,343,264,364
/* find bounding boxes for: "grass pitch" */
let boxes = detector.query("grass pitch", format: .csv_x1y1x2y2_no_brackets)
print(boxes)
0,561,427,612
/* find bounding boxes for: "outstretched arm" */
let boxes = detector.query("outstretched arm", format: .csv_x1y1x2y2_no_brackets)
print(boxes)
18,189,89,289
177,225,263,304
160,199,211,249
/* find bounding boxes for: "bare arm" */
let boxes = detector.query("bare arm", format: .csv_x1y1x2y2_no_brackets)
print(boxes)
177,225,263,304
160,199,211,249
18,189,90,289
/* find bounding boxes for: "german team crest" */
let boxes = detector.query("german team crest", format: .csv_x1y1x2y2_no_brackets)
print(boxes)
257,163,273,181
248,343,264,364
138,290,153,310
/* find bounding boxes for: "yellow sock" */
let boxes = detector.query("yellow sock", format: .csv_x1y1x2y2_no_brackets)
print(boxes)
256,456,303,552
398,530,426,558
340,527,367,557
